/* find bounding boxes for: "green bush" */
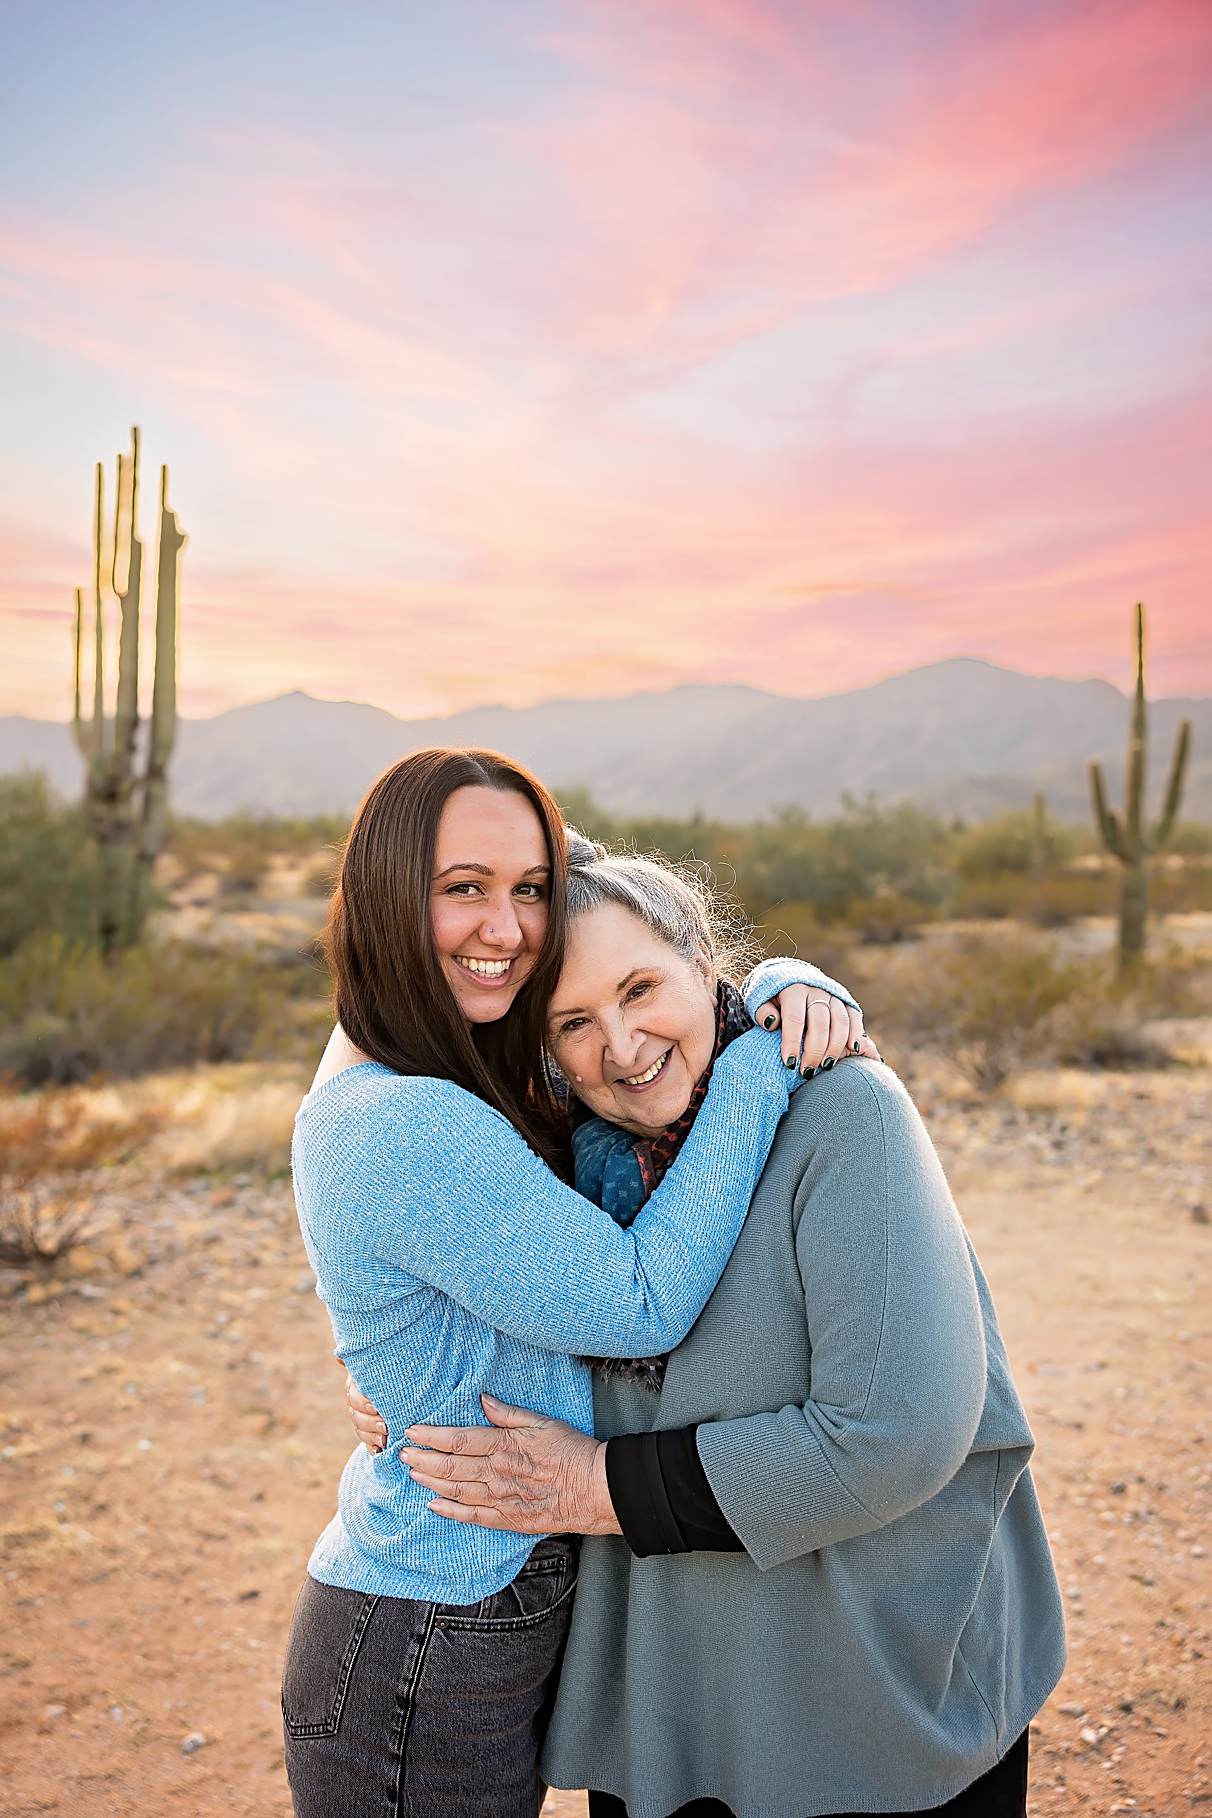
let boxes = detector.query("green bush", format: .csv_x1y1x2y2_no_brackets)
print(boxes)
0,935,330,1086
0,773,101,957
950,869,1114,926
951,809,1083,878
867,934,1085,1091
217,841,273,901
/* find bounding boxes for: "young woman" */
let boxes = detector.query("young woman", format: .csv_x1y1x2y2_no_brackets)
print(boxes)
283,747,869,1818
362,843,1067,1818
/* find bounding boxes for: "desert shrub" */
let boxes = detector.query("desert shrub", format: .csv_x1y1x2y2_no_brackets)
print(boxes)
951,810,1084,878
1163,821,1212,856
0,935,329,1086
1049,1001,1174,1070
755,903,859,984
217,841,272,902
302,850,341,898
0,773,101,957
562,793,955,926
951,869,1114,926
1149,859,1212,914
0,1089,120,1266
836,889,934,943
865,934,1084,1091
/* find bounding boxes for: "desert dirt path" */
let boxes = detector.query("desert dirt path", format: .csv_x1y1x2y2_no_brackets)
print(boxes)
1,1070,1208,1818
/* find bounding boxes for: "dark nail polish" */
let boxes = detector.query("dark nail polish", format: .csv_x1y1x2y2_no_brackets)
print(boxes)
852,1039,863,1053
802,1065,818,1079
820,1057,836,1071
762,1015,776,1030
784,1055,797,1069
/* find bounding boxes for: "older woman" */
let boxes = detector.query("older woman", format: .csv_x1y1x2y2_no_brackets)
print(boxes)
358,840,1066,1818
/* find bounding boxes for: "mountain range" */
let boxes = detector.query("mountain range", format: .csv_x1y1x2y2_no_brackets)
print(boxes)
3,659,1209,824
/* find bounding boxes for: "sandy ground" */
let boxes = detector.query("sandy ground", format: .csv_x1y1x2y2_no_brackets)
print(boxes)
1,1065,1209,1818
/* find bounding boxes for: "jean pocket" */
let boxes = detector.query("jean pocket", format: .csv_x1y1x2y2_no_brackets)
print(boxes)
281,1578,380,1739
438,1543,579,1632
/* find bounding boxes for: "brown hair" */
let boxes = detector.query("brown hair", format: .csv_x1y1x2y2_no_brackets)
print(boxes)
325,747,570,1165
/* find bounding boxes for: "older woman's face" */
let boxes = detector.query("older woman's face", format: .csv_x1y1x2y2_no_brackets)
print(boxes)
548,901,718,1138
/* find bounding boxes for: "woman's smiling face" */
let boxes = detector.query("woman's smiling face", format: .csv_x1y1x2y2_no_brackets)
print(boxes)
430,785,552,1023
548,901,719,1138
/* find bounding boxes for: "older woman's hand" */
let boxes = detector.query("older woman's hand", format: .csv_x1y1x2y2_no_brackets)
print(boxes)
757,983,882,1074
401,1394,622,1536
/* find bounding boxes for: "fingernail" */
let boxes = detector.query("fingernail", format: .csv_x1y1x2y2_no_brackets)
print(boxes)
784,1055,797,1069
852,1039,863,1053
802,1065,818,1079
482,1393,502,1406
404,1427,419,1440
762,1015,776,1030
820,1057,836,1071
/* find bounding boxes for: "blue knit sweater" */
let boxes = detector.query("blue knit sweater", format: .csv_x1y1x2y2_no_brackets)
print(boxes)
290,960,856,1603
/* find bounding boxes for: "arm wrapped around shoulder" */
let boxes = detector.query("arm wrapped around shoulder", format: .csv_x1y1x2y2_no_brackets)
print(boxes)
696,1062,986,1571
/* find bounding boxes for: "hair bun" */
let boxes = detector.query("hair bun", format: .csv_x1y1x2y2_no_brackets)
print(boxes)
565,827,607,869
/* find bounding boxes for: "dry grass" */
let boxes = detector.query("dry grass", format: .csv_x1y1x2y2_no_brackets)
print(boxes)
144,1066,304,1174
0,1089,151,1267
0,1062,307,1193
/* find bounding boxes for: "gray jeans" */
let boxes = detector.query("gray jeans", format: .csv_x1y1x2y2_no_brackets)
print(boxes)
282,1536,579,1818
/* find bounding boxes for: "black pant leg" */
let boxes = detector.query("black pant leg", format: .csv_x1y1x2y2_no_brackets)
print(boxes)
587,1729,1028,1818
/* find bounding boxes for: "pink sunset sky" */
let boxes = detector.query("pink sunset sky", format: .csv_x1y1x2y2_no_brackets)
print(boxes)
3,0,1210,721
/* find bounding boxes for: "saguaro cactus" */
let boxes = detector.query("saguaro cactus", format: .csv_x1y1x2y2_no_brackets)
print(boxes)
1089,603,1191,972
71,428,185,952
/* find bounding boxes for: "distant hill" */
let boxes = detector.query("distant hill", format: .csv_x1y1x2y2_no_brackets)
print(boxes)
3,659,1209,824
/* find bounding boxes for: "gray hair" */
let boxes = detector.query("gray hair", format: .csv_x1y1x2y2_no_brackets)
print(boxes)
563,829,758,984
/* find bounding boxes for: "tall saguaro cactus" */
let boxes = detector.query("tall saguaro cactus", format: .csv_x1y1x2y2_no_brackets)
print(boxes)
71,427,185,953
1089,603,1191,973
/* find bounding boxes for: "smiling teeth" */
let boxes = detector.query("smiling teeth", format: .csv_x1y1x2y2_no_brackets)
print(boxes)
457,957,512,977
625,1051,669,1086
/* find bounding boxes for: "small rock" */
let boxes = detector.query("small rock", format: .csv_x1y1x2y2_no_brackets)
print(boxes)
43,1703,67,1719
1080,1726,1100,1746
109,1704,124,1722
1059,1702,1085,1716
181,1731,208,1755
294,1270,317,1294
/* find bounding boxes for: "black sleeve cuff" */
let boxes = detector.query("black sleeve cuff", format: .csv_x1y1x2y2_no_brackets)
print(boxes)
605,1427,743,1558
656,1426,744,1552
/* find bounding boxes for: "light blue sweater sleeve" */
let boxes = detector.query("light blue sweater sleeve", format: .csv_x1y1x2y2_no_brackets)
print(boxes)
357,1028,794,1357
741,957,861,1020
696,1062,985,1570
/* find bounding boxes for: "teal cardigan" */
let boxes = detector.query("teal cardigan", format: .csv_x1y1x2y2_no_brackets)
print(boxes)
541,1061,1066,1817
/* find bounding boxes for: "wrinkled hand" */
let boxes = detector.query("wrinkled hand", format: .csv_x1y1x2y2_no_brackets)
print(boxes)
402,1395,621,1537
754,984,882,1076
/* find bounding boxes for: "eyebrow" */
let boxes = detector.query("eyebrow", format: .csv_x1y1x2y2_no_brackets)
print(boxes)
433,861,551,881
549,967,655,1021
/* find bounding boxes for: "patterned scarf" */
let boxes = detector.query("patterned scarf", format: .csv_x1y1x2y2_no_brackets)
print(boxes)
573,978,753,1389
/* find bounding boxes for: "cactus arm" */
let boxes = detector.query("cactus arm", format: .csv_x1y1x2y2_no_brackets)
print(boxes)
139,463,184,866
149,463,182,771
71,586,101,761
112,430,142,776
1089,760,1128,862
91,461,107,755
1152,718,1191,850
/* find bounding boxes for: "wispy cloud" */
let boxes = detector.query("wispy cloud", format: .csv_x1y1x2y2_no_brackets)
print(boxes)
1,0,1209,720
